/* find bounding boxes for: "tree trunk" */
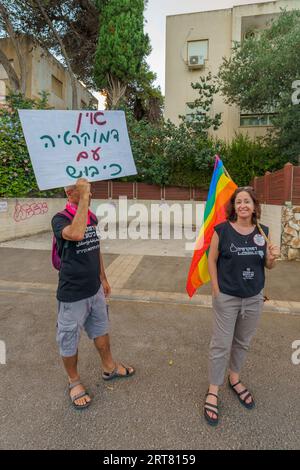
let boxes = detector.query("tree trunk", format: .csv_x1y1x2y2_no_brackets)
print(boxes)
107,74,127,109
0,48,20,92
34,0,78,109
0,3,27,95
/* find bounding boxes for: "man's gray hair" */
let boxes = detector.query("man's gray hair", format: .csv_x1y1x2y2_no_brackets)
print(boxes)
64,184,76,195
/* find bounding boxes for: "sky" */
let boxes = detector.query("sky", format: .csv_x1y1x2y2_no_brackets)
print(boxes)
144,0,276,93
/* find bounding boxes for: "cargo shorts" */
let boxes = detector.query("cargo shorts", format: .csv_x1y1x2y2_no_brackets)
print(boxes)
56,284,109,357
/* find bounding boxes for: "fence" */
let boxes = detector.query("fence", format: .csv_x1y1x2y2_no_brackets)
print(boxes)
91,181,208,201
252,163,300,205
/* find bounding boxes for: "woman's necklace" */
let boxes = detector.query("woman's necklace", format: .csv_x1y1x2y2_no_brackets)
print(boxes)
243,232,252,245
232,222,255,244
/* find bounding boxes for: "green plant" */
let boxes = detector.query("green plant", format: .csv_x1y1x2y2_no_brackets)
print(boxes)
0,92,63,197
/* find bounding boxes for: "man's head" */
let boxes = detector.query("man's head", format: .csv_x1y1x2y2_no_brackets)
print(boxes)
64,180,92,206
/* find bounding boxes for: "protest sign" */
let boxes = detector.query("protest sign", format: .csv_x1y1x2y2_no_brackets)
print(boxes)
18,110,137,190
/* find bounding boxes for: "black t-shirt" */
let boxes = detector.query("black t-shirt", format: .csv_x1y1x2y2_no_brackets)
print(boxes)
51,212,101,302
214,221,269,298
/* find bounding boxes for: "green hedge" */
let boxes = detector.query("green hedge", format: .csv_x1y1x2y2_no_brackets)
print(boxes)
0,93,63,198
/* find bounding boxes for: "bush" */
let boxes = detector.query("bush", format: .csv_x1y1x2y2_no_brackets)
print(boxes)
222,133,287,186
0,92,63,198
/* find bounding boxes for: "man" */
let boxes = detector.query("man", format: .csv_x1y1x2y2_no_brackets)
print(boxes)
51,178,135,409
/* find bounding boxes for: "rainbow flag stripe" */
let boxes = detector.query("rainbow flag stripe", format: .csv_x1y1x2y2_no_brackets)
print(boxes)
186,155,237,298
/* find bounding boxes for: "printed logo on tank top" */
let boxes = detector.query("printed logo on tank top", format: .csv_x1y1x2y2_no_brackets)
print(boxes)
242,268,255,280
229,243,264,259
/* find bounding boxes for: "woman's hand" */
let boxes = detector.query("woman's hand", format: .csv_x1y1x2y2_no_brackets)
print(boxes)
212,287,220,298
267,243,280,261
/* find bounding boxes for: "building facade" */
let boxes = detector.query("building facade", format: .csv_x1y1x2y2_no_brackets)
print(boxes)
0,36,97,109
165,0,300,141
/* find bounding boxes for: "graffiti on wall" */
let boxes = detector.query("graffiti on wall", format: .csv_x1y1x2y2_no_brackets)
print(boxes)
13,201,48,222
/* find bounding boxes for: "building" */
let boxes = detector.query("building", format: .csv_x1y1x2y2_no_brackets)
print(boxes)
165,0,300,141
0,36,98,109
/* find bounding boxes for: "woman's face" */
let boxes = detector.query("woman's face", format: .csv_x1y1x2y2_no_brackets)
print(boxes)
234,191,255,221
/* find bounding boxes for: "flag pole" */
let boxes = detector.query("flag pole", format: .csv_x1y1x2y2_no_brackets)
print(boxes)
223,165,232,181
256,221,270,244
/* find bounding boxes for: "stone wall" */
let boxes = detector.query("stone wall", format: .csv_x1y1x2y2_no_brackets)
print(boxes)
281,204,300,260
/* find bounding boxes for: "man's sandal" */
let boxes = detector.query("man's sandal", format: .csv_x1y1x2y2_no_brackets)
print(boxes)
228,378,255,409
204,392,219,426
102,363,135,381
69,380,91,410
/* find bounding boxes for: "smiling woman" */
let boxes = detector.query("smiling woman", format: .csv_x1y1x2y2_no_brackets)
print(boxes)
203,186,280,426
227,186,260,224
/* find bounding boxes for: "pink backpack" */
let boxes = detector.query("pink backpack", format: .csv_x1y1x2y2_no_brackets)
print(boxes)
51,210,74,270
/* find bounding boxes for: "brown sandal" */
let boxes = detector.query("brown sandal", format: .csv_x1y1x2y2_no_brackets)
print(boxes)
69,380,91,409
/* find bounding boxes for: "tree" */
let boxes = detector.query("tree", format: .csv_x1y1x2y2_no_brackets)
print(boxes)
180,72,222,140
15,1,102,89
94,0,151,108
0,1,27,94
125,61,163,122
218,9,300,161
32,0,79,108
122,73,223,188
0,1,104,106
61,0,103,88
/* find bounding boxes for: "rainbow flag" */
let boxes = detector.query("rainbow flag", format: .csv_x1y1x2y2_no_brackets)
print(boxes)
186,155,237,297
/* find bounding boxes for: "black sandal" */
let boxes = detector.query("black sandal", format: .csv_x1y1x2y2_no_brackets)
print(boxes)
102,363,135,381
228,378,255,409
204,392,219,426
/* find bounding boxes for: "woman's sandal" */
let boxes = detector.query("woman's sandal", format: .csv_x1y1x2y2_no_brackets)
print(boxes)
204,392,219,426
69,380,91,410
228,377,255,409
102,363,135,381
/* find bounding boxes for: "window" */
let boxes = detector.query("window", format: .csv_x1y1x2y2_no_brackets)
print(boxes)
240,114,274,127
51,75,63,99
187,40,208,68
185,102,206,122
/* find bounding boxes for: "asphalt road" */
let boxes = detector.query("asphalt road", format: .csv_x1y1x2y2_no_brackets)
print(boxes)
0,291,299,450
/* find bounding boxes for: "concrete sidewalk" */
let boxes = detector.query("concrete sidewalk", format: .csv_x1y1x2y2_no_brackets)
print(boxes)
0,231,299,314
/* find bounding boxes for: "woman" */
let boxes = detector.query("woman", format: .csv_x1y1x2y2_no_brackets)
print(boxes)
204,187,280,426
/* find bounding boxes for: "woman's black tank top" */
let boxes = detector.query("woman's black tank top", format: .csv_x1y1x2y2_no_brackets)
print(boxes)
214,221,269,298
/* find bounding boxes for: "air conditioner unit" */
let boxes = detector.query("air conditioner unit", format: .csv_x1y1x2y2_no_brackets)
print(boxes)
188,55,205,68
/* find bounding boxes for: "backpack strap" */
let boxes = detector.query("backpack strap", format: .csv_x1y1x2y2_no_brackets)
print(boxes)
59,209,74,221
55,210,74,258
60,208,97,225
90,212,98,226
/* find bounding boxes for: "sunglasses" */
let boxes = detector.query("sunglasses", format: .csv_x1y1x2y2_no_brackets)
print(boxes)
238,186,254,191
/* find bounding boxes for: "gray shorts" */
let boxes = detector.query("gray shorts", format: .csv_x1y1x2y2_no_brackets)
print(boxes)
56,285,109,357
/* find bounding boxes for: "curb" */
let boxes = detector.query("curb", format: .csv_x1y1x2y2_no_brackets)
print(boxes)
1,280,300,315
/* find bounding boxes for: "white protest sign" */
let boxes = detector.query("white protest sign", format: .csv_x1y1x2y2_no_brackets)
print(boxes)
18,110,137,190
